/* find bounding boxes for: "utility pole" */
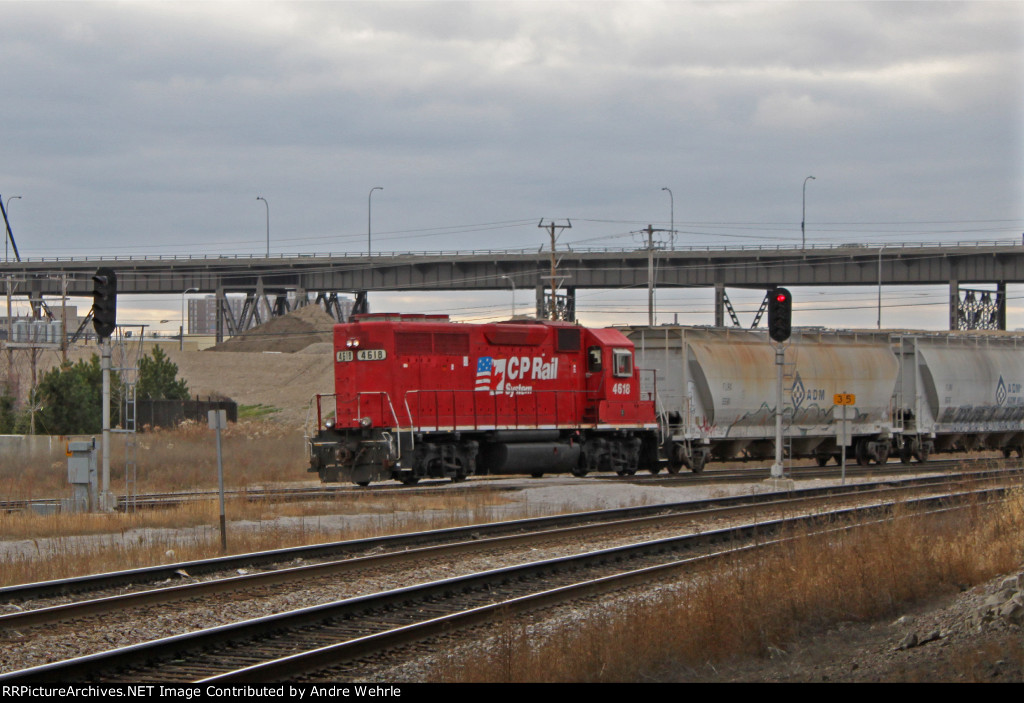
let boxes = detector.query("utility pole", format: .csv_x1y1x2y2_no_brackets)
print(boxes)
639,225,672,326
61,275,68,363
4,276,12,393
538,219,572,320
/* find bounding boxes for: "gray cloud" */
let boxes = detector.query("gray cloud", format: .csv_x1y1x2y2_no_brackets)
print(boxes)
0,1,1021,327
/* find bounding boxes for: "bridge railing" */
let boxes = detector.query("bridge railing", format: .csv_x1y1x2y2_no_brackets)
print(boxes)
4,239,1022,264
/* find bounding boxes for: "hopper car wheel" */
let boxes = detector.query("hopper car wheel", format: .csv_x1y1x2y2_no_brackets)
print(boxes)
649,464,661,475
401,476,420,486
815,454,830,467
900,445,913,464
531,472,544,478
875,444,890,465
452,473,467,483
666,443,686,474
356,481,370,487
915,447,930,463
690,453,706,474
571,466,589,477
855,441,869,466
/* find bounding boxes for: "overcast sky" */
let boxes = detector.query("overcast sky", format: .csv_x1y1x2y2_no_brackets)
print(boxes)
1,1,1022,330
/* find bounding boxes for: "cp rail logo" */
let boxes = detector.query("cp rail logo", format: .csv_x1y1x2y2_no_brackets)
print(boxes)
475,355,559,397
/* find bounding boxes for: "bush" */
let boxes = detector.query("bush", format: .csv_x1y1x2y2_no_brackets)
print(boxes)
32,355,122,435
136,346,189,400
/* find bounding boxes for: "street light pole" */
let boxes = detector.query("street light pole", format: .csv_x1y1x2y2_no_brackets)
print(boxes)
181,287,198,351
501,275,516,318
256,196,269,257
877,244,887,329
368,186,383,256
661,187,673,248
801,176,815,249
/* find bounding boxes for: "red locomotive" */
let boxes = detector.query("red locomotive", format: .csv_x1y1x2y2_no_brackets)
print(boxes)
308,314,659,485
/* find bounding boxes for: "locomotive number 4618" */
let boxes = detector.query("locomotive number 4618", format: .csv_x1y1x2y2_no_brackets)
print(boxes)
336,349,388,362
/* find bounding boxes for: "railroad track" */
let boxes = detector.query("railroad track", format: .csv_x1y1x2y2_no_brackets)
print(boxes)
1,468,1021,682
2,486,1014,683
2,466,1017,607
2,455,1012,514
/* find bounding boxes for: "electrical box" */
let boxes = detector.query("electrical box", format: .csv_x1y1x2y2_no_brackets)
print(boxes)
67,439,97,485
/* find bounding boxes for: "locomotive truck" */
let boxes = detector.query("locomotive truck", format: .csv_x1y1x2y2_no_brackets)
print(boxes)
307,314,659,485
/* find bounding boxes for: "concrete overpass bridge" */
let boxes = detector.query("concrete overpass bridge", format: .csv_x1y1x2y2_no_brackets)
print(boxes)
2,240,1022,340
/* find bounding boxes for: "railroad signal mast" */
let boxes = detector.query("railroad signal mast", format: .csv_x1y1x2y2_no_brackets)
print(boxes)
92,268,117,511
768,287,793,479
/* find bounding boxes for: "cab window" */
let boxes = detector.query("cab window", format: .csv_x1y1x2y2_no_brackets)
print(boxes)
612,349,633,378
587,346,603,372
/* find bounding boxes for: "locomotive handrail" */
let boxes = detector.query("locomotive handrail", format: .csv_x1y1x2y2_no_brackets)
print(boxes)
403,388,599,432
355,391,405,462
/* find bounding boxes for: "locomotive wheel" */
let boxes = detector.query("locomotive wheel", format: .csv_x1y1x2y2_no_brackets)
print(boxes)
571,466,589,477
666,464,681,474
648,464,661,475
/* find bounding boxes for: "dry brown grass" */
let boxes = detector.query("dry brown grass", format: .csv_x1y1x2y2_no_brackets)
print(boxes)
0,421,309,500
0,485,538,587
431,491,1024,682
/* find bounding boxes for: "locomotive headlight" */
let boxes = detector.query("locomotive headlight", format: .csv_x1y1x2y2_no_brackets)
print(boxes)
360,416,372,428
324,420,335,429
346,338,361,349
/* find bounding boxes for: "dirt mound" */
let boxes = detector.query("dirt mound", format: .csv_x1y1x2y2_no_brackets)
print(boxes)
209,305,338,353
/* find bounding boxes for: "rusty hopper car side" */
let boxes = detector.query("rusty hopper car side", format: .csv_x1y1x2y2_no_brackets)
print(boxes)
893,333,1024,461
624,326,900,471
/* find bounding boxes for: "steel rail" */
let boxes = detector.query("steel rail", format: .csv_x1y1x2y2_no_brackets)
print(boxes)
4,467,1016,606
3,467,1020,609
1,455,1007,514
1,485,1012,683
6,469,1015,631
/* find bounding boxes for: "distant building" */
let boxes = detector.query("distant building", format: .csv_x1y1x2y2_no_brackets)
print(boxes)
188,295,244,336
